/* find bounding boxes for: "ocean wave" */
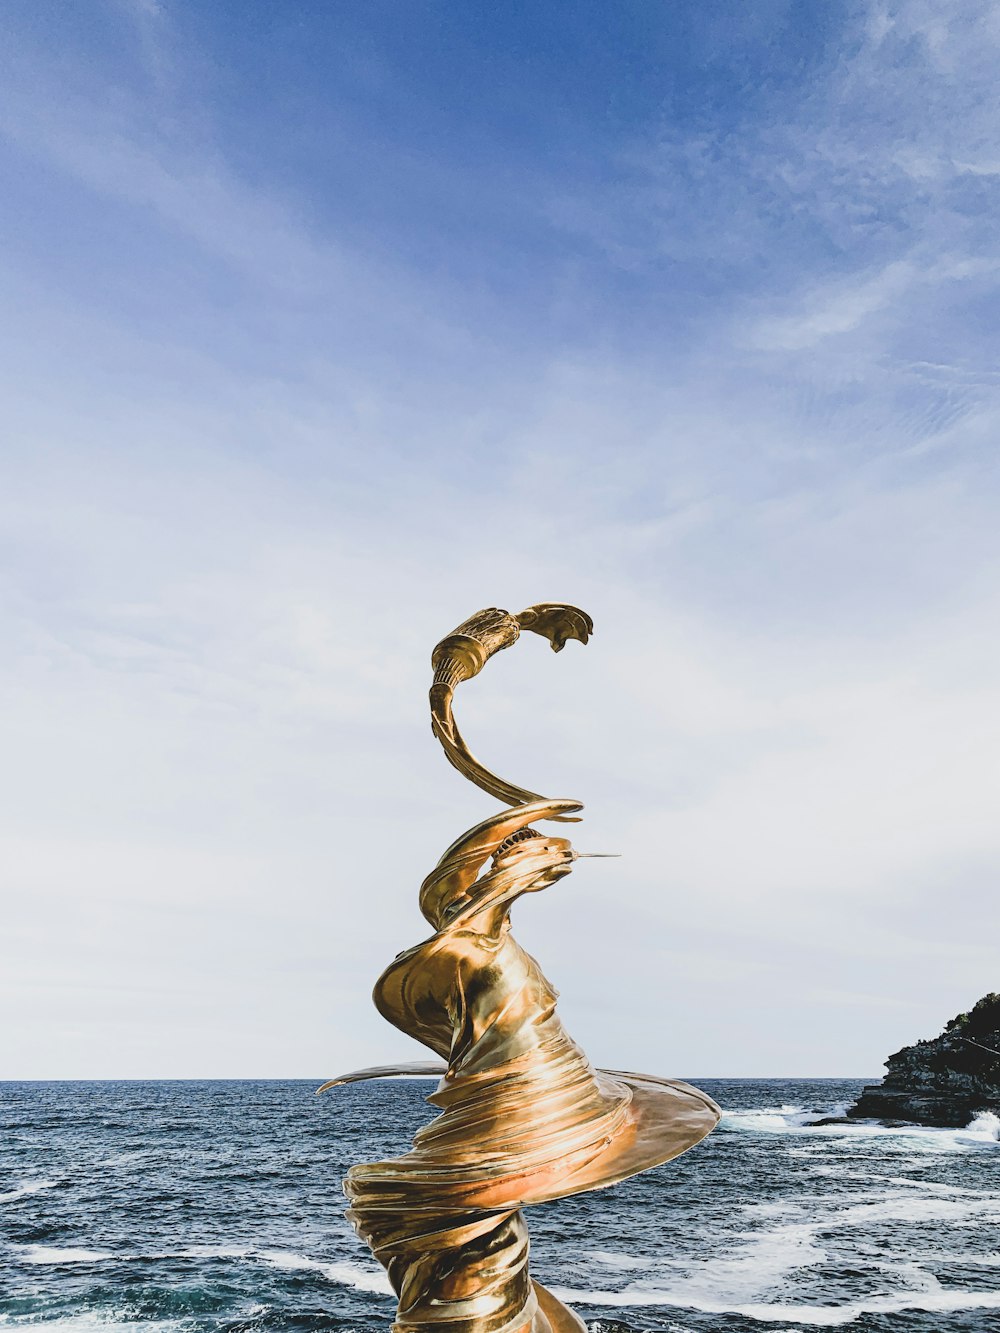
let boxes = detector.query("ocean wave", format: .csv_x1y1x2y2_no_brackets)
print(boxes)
571,1190,1000,1318
744,1184,1000,1233
961,1110,1000,1142
0,1317,185,1333
177,1244,254,1260
0,1179,58,1203
580,1219,827,1299
95,1150,155,1167
17,1243,263,1267
553,1280,1000,1326
580,1251,651,1272
256,1248,392,1294
591,1323,693,1333
723,1104,1000,1150
14,1242,392,1293
821,1191,1000,1228
19,1247,116,1265
878,1174,989,1196
914,1248,1000,1267
722,1105,818,1132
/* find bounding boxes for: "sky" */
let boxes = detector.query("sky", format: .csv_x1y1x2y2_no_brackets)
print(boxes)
1,0,998,1080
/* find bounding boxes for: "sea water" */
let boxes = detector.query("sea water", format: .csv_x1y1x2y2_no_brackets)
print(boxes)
1,1079,998,1333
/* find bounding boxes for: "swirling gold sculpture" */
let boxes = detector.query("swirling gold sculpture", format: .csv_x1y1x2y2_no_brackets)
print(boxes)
321,605,720,1333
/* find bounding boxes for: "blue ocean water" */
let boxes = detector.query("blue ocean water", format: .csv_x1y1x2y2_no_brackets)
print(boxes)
1,1079,998,1333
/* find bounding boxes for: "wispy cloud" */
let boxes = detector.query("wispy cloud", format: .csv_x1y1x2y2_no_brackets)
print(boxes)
542,2,1000,451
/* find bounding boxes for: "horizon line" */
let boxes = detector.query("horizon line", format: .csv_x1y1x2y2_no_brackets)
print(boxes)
0,1074,883,1084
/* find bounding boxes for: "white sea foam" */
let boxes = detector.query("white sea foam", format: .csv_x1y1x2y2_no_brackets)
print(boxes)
571,1186,1000,1323
723,1104,1000,1153
19,1246,115,1265
0,1179,57,1203
255,1248,318,1272
322,1260,393,1294
578,1219,831,1310
879,1174,988,1196
553,1279,1000,1326
758,1187,1000,1236
177,1244,253,1260
961,1110,1000,1142
915,1248,1000,1267
723,1106,817,1133
97,1149,154,1167
0,1318,184,1333
828,1191,1000,1228
15,1239,393,1293
256,1248,392,1294
19,1243,248,1266
581,1250,650,1271
685,1220,827,1298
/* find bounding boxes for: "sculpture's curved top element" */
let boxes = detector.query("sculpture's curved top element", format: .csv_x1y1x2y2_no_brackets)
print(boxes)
429,604,593,819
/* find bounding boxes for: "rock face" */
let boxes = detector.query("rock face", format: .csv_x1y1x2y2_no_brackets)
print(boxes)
849,992,1000,1127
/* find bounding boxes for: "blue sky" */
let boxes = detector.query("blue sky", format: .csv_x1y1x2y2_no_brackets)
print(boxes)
2,0,998,1079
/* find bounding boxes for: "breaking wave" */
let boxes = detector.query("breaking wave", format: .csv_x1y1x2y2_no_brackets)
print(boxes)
551,1281,1000,1326
15,1243,393,1295
0,1179,58,1203
723,1103,1000,1149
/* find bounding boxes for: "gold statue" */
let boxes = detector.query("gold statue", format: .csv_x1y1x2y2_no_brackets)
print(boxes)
321,605,720,1333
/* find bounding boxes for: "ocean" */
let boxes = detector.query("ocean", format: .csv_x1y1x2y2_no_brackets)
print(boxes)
1,1078,998,1333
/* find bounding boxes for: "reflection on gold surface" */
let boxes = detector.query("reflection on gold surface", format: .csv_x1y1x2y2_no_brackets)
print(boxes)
321,606,720,1333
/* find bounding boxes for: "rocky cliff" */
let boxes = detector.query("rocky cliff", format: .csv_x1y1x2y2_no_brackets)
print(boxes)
849,992,1000,1127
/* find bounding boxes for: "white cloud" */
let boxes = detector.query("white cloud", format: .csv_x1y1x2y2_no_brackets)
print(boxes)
748,261,917,351
0,0,998,1077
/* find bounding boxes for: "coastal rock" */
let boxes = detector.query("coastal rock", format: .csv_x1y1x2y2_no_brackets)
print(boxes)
849,992,1000,1127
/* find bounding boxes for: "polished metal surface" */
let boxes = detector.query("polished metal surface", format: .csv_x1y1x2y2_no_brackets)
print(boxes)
322,605,720,1333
